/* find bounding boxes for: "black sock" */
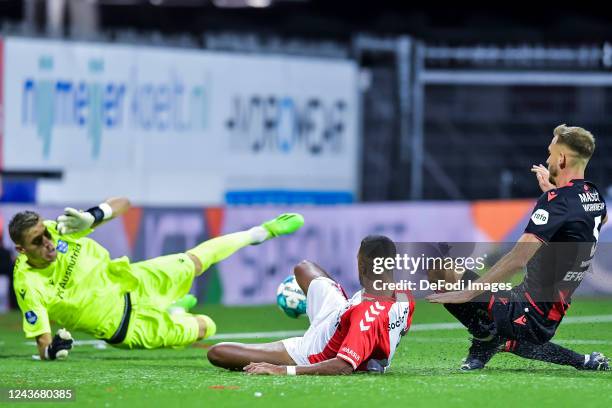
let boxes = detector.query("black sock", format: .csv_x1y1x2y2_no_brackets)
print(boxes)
441,269,494,339
509,341,584,369
468,337,503,364
444,302,493,339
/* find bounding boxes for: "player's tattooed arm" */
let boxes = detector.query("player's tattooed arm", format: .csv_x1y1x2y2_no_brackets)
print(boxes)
244,357,353,376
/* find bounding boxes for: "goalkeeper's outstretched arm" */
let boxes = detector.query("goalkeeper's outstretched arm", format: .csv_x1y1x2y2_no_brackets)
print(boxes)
57,197,131,235
98,197,131,225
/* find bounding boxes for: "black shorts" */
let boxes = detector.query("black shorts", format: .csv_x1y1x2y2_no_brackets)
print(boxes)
460,270,562,345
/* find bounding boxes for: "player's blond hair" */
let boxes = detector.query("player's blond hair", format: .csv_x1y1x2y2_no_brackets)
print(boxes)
553,124,596,164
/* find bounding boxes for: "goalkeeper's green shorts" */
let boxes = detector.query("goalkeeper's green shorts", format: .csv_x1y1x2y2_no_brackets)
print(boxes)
115,253,200,349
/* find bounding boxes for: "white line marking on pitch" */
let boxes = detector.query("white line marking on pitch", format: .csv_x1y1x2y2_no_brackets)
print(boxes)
406,338,612,345
24,314,612,345
209,314,612,340
210,330,306,340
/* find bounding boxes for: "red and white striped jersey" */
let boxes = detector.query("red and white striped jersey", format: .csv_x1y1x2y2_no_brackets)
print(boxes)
283,280,414,372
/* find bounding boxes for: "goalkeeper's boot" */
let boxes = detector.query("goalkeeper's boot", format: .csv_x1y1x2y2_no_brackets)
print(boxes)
580,352,610,371
460,338,501,371
260,213,304,241
168,294,198,315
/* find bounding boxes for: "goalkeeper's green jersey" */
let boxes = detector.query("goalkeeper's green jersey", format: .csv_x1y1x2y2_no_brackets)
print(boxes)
13,220,138,339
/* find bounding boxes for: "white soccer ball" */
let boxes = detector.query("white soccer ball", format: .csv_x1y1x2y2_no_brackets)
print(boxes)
276,276,307,318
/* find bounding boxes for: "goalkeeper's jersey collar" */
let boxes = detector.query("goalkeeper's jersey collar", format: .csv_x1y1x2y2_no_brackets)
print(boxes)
23,257,56,276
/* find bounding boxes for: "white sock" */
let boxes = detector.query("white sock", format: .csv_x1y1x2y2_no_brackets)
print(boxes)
248,226,270,244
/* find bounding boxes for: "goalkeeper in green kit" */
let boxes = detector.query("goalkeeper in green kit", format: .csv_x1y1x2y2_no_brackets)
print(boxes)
9,197,304,360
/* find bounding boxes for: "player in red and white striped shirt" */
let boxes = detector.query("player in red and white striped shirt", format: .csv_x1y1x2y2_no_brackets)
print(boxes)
207,235,414,375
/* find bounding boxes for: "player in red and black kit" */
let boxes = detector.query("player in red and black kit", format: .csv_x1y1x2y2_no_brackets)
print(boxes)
207,235,414,375
428,124,609,371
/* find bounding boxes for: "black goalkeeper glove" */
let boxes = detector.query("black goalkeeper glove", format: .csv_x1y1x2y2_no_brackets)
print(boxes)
45,328,73,360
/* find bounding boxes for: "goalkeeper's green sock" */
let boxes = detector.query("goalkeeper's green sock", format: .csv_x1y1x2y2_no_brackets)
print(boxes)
187,230,259,274
187,213,304,274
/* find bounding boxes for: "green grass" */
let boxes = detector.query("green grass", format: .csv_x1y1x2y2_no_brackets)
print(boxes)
1,300,611,407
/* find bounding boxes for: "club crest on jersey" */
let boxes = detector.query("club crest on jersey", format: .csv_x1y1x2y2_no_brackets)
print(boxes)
56,240,69,254
25,311,38,324
531,209,549,225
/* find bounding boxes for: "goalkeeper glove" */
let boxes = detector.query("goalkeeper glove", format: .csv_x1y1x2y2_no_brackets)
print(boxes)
45,328,73,360
57,203,113,234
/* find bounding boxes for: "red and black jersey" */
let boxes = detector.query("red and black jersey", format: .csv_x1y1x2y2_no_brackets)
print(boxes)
523,179,606,310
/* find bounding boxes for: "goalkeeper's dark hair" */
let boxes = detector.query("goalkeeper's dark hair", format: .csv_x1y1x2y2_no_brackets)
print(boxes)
358,235,396,282
9,211,41,245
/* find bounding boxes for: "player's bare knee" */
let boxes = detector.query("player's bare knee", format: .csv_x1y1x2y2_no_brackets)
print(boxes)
207,343,233,368
294,259,313,273
206,344,224,366
294,260,317,293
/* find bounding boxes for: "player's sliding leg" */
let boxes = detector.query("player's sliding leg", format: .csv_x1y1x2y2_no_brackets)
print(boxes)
186,213,304,276
207,341,296,370
428,267,502,369
506,341,610,371
448,304,502,371
208,261,347,370
427,267,494,339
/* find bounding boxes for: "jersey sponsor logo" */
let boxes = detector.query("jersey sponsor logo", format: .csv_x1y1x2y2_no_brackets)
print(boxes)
56,240,69,254
513,314,527,326
547,191,558,202
579,192,604,212
25,310,38,324
563,271,587,282
19,289,26,300
56,243,82,299
340,347,361,363
389,306,409,331
582,203,605,212
579,192,600,203
531,209,549,225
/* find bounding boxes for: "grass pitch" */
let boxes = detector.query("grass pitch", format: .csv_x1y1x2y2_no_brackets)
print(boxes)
1,300,611,407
